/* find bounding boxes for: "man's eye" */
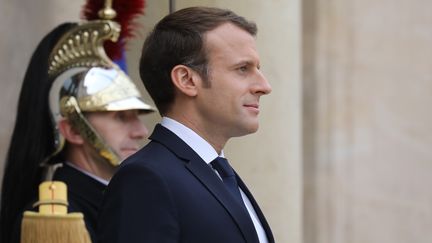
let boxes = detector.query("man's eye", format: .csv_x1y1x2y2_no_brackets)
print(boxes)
115,112,127,121
238,66,248,72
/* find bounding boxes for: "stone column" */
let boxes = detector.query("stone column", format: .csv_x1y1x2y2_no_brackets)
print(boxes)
303,0,432,242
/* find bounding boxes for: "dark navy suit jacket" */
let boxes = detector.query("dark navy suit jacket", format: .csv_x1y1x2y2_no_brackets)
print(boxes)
97,124,274,243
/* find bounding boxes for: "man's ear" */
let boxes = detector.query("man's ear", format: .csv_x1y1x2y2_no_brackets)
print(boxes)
58,119,84,145
170,64,200,97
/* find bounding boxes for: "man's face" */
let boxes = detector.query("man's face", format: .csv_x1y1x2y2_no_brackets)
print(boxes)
86,110,149,160
196,23,272,139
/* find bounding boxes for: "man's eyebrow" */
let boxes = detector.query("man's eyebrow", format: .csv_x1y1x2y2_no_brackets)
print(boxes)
231,59,261,68
232,59,254,66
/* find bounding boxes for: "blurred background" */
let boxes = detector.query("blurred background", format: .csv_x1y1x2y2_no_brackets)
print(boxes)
1,0,431,242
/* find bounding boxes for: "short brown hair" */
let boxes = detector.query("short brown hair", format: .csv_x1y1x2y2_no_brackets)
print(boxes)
139,7,257,115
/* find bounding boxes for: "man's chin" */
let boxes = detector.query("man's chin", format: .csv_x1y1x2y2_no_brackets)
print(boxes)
232,123,259,137
120,150,139,159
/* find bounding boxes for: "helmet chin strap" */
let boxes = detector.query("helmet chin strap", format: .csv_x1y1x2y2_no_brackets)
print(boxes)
60,96,122,166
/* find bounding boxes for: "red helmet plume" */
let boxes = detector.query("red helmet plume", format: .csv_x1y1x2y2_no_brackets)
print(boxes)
81,0,146,60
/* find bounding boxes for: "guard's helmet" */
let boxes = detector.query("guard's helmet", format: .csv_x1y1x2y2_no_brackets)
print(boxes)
47,20,154,166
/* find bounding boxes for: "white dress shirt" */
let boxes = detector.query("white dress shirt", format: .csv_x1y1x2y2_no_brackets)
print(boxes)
161,117,268,243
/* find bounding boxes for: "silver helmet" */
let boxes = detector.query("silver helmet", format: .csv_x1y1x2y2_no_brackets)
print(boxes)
47,18,154,166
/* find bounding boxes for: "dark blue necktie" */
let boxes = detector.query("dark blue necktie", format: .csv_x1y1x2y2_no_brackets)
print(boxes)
211,157,245,206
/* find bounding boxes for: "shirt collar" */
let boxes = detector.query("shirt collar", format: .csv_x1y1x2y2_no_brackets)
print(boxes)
65,162,110,186
160,117,223,164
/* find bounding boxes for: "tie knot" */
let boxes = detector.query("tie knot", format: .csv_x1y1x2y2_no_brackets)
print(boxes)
211,157,235,178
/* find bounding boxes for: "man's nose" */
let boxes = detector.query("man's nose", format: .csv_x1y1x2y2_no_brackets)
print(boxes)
253,70,272,95
131,119,149,139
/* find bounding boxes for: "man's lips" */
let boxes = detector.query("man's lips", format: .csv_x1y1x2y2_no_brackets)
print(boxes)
244,103,260,113
244,104,259,108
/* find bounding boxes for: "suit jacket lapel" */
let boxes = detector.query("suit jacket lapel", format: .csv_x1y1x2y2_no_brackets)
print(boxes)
185,159,259,243
150,125,259,243
237,175,275,243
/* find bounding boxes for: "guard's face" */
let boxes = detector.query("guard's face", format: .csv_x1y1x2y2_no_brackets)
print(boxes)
86,110,149,160
196,23,272,139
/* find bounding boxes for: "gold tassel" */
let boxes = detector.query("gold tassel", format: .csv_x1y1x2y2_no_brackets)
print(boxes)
20,181,91,243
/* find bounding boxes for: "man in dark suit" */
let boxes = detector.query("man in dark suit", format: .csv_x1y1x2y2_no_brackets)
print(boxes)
98,6,274,243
